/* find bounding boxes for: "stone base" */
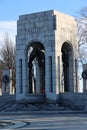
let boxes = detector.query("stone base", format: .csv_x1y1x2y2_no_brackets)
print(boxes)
16,94,46,104
59,93,87,110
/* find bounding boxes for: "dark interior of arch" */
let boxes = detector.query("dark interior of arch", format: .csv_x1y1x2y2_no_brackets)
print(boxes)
28,42,45,94
61,42,72,92
28,42,45,50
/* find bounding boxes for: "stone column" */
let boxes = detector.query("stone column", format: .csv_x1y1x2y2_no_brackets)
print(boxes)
2,69,10,95
10,69,12,94
28,63,33,93
40,67,45,93
75,59,78,92
60,55,64,93
36,61,40,93
45,56,53,93
57,56,61,93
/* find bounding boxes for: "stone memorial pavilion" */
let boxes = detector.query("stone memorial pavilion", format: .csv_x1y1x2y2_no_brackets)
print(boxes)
16,10,78,104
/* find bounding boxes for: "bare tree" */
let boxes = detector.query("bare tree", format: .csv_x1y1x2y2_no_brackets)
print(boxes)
0,33,15,69
77,7,87,64
0,33,16,92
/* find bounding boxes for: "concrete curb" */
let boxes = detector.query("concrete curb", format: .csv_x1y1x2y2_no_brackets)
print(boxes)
0,110,87,115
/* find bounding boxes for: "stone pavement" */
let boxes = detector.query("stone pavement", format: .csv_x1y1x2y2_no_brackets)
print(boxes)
0,112,87,129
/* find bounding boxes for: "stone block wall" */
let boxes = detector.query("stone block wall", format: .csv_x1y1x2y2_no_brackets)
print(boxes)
59,93,87,110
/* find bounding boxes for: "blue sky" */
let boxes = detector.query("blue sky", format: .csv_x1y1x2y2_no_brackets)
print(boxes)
0,0,87,44
0,0,87,20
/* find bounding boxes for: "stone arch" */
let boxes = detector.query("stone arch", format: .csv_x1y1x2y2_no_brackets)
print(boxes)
61,41,74,92
26,41,45,94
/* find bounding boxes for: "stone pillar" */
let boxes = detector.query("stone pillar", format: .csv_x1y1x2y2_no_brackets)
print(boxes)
46,56,53,93
36,61,40,93
60,55,64,93
75,59,78,92
40,67,45,93
69,53,74,92
2,69,10,95
10,69,12,94
28,63,33,93
56,56,61,93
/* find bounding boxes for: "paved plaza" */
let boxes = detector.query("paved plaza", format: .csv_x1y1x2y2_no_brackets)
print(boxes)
0,112,87,129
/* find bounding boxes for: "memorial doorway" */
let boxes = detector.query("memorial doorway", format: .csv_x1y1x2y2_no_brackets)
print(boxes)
27,42,45,94
61,41,73,92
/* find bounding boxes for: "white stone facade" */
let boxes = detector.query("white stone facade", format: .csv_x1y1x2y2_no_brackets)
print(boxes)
16,10,78,103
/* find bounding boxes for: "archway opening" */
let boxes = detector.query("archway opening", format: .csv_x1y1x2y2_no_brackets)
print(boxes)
61,42,73,92
27,42,45,94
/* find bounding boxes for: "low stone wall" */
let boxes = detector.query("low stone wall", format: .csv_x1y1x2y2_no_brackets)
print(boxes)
59,93,87,110
0,95,16,104
17,94,46,104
